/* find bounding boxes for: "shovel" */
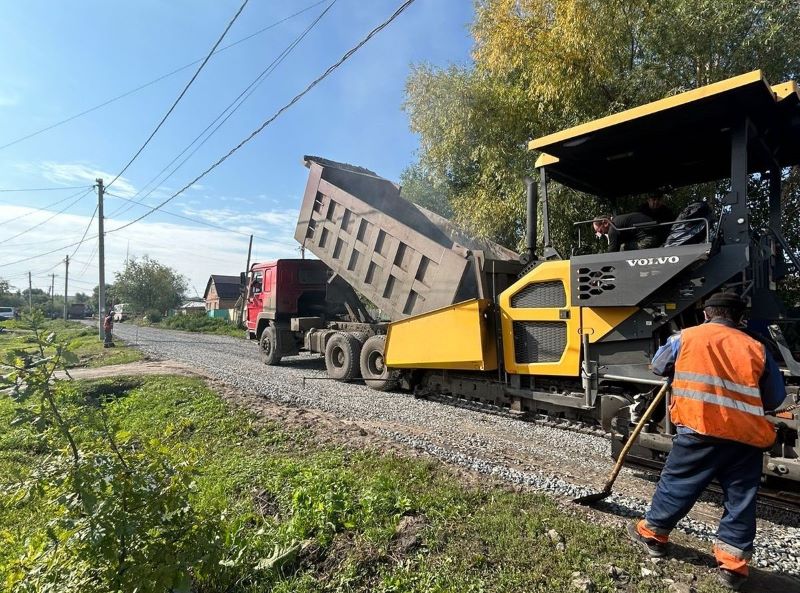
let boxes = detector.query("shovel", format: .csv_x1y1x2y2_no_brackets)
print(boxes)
573,380,669,505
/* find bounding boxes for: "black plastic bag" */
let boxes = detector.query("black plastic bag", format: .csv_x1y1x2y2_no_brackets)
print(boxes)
663,201,712,246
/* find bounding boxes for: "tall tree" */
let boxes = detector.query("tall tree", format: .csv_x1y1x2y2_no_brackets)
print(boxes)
399,162,453,218
0,279,23,308
113,256,187,315
404,0,800,254
92,284,117,308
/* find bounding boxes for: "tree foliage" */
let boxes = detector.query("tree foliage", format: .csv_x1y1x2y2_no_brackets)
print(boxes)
399,162,453,218
113,256,187,315
403,0,800,255
73,292,90,304
91,283,116,310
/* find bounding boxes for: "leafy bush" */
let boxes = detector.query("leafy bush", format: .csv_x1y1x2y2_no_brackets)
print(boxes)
143,308,163,323
0,313,221,592
7,445,220,593
161,315,242,337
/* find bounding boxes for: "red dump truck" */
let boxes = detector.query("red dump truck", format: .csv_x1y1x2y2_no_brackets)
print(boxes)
243,258,396,387
243,156,520,388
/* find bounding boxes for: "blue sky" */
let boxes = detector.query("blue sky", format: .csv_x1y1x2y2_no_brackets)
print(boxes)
0,0,474,298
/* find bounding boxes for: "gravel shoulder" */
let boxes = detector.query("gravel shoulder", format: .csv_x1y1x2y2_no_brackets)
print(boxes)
97,322,800,585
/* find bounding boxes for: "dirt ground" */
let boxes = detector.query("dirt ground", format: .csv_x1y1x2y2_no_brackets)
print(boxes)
60,359,800,593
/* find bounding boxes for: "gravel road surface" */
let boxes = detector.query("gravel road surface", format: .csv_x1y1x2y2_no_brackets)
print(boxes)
108,323,800,578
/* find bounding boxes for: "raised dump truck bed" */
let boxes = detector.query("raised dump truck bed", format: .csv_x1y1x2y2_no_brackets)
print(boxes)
295,156,518,320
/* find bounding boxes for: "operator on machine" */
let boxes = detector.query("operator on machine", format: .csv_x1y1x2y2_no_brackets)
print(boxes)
592,212,660,251
626,292,785,590
638,191,676,243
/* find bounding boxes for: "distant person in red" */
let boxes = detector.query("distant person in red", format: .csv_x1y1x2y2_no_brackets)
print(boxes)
103,310,115,348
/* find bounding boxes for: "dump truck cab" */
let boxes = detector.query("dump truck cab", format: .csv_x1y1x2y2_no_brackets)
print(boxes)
244,259,361,338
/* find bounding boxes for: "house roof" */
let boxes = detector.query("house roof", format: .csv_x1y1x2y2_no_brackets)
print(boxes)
179,301,206,309
203,275,241,300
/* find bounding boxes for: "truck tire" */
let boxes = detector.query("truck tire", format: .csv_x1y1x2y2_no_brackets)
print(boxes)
259,325,282,366
324,332,361,381
360,335,398,391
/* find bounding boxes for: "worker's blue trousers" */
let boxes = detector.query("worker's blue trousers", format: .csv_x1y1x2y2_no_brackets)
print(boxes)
644,431,763,553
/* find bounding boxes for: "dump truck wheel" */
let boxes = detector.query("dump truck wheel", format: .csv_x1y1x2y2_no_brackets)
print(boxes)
360,335,397,391
325,332,361,381
259,325,282,366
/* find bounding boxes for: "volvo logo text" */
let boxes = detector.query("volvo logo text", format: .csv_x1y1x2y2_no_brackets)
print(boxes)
626,256,680,267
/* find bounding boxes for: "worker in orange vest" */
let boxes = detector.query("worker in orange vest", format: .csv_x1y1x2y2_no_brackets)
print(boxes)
627,292,785,591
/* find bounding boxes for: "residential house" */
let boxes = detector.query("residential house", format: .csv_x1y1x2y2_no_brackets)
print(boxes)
177,299,206,315
204,275,240,310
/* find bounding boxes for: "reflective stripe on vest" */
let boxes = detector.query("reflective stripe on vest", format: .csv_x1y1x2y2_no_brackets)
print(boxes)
669,323,775,449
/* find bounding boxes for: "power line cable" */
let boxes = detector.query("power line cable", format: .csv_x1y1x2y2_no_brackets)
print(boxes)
0,0,418,270
0,238,93,268
70,203,99,259
0,188,93,245
0,185,87,192
106,0,250,190
0,0,328,152
0,233,86,250
105,191,297,247
67,258,93,266
107,0,418,235
78,240,99,277
0,187,94,225
109,0,336,218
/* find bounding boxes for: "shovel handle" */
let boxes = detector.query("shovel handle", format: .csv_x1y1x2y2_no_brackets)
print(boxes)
601,381,670,492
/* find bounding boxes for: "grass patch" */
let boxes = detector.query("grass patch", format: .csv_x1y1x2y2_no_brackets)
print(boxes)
0,376,729,592
0,319,143,368
147,314,245,338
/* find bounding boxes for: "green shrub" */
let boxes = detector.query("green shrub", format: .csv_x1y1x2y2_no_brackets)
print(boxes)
6,444,220,593
161,315,242,337
0,315,223,592
144,309,163,323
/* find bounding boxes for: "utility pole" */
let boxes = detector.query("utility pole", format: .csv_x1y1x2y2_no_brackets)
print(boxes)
28,271,32,312
96,178,106,341
63,255,69,321
239,234,253,327
50,274,55,307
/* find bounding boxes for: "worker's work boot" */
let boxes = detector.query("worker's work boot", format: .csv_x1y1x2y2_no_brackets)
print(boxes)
626,521,668,558
716,568,747,591
714,544,749,591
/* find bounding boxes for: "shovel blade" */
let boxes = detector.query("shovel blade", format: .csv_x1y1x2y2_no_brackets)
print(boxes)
572,489,612,506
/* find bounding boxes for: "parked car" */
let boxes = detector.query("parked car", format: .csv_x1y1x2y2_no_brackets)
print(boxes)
0,306,17,321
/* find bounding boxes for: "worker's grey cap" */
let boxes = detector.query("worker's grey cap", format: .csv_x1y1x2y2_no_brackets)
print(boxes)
704,292,745,310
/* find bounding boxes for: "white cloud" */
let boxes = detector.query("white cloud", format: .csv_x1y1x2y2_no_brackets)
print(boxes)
38,162,138,197
216,195,253,205
178,205,299,230
0,205,299,297
0,92,19,108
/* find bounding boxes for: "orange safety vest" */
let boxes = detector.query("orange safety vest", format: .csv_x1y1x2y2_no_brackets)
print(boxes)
670,323,776,449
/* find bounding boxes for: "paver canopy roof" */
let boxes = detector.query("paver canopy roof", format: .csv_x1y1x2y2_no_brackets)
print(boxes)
530,70,800,197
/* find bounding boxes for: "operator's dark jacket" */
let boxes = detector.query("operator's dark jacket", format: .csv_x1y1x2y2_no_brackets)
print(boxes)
607,212,658,252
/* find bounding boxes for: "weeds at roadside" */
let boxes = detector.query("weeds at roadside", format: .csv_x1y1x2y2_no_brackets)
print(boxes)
0,314,142,368
142,314,244,338
0,316,730,591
